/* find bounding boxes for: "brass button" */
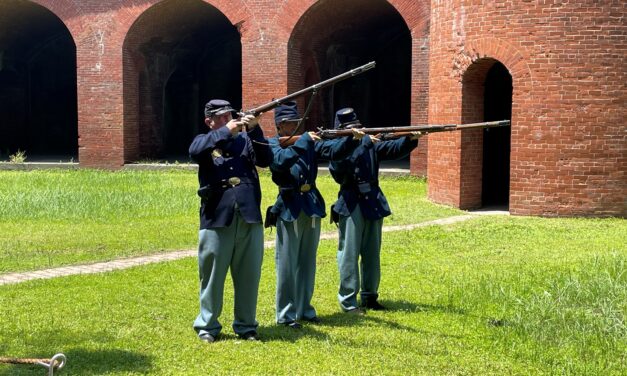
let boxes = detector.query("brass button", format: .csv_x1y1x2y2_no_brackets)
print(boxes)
300,183,311,192
228,177,241,186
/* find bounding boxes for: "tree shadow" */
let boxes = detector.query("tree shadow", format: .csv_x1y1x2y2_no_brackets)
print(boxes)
0,349,152,376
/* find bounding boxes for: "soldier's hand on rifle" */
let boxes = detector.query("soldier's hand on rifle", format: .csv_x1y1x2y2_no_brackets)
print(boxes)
240,114,259,129
227,119,243,136
369,133,381,143
308,131,321,141
410,131,425,140
351,128,366,140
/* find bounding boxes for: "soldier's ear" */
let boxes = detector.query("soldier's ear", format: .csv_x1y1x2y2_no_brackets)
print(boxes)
205,118,212,128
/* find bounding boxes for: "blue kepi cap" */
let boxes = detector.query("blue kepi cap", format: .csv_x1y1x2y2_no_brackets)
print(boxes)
334,107,360,129
274,101,302,125
205,99,236,118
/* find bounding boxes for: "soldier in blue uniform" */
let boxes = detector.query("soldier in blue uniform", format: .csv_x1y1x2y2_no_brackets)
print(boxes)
189,99,272,342
267,101,363,328
329,108,422,314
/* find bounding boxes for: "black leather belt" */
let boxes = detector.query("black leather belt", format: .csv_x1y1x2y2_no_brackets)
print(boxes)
279,183,314,195
219,177,255,188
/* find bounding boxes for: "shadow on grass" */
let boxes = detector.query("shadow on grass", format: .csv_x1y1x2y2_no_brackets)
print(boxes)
0,349,152,376
255,300,469,340
251,300,468,344
384,299,468,315
255,324,330,343
187,300,470,344
384,299,510,329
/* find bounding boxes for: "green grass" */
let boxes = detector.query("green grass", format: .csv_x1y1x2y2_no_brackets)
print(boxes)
0,169,461,273
0,216,625,375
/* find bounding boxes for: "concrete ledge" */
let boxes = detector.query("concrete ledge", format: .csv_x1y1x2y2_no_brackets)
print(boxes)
0,162,79,170
0,162,411,177
123,163,198,171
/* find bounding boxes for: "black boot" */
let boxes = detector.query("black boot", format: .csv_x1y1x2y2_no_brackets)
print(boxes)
361,299,386,311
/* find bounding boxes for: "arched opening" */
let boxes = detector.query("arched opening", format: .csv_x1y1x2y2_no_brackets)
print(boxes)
288,0,411,155
124,0,241,162
0,1,77,162
482,62,512,208
460,58,512,210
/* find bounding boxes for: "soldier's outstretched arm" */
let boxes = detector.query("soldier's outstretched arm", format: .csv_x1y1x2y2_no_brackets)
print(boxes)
374,136,418,161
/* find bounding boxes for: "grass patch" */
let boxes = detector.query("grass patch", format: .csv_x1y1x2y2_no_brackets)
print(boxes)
0,169,461,273
0,216,625,375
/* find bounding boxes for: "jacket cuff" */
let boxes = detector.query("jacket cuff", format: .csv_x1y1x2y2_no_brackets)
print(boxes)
215,125,233,140
247,125,265,140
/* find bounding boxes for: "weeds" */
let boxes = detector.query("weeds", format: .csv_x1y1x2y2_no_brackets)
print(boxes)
8,150,26,163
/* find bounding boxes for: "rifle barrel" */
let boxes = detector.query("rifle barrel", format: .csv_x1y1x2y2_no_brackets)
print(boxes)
246,61,376,116
317,120,510,138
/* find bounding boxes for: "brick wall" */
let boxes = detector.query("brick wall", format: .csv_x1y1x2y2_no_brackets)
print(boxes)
428,0,626,217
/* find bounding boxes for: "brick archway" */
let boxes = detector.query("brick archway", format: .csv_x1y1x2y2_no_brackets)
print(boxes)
452,37,532,98
458,58,513,209
0,0,79,161
277,0,428,36
29,0,80,21
285,1,412,129
460,39,531,210
273,0,430,174
122,0,245,162
428,37,531,209
55,0,256,167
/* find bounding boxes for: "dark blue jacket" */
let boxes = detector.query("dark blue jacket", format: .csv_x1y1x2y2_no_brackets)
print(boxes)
189,125,272,229
269,133,355,222
329,135,418,220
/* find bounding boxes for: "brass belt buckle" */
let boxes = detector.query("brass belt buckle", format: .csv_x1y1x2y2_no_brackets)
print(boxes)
228,177,241,186
300,183,311,192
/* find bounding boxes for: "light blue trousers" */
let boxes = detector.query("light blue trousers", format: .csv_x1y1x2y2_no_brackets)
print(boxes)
337,206,383,311
193,211,264,337
275,212,320,323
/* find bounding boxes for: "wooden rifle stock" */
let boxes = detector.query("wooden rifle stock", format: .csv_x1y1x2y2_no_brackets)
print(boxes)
276,120,510,147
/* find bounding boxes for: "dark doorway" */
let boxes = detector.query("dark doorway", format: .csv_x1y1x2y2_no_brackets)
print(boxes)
289,0,411,131
0,1,77,161
126,0,241,161
482,62,512,207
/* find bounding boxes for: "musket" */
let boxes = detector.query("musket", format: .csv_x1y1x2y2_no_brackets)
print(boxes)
277,120,510,146
240,61,376,117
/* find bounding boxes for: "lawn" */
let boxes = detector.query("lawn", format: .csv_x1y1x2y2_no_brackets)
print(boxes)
0,169,625,374
0,215,625,375
0,169,462,273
